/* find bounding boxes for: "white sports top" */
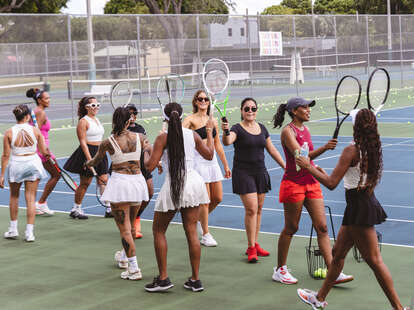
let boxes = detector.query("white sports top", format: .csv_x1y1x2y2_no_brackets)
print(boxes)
11,123,37,156
161,127,195,173
343,142,367,189
83,115,104,142
108,133,141,165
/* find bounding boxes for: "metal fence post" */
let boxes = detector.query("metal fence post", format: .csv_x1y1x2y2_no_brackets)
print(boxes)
333,16,339,84
67,14,74,126
246,9,253,97
399,15,403,88
196,14,201,88
44,43,49,80
293,15,299,96
136,15,143,117
366,15,371,78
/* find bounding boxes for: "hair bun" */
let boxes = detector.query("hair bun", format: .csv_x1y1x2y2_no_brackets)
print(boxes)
26,88,35,98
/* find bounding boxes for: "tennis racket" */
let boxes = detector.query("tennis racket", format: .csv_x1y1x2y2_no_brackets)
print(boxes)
111,81,133,109
202,58,230,136
49,158,78,191
156,74,185,127
366,68,390,116
30,109,38,128
332,75,362,139
89,166,107,208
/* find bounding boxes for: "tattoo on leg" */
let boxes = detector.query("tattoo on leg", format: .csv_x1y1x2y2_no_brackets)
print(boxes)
113,210,125,224
122,238,131,256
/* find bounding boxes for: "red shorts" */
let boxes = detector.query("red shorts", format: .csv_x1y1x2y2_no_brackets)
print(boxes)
279,179,323,203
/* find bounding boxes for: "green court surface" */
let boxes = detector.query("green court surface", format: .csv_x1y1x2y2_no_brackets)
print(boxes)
1,207,412,310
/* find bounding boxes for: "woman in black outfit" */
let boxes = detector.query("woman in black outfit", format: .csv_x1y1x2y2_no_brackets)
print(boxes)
222,98,285,263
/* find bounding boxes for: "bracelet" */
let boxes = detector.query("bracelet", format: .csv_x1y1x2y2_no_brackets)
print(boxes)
206,127,213,131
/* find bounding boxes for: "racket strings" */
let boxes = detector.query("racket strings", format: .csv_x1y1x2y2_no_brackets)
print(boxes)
336,78,361,114
368,72,389,110
205,69,228,94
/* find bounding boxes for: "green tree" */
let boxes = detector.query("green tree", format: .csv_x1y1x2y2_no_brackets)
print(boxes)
0,0,67,13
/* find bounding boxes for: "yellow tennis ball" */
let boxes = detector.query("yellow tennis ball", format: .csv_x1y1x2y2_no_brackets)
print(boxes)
408,121,411,124
61,125,66,128
314,268,322,278
377,113,381,117
265,108,269,112
321,268,327,278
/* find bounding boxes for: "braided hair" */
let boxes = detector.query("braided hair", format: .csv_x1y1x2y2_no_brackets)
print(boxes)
353,108,383,193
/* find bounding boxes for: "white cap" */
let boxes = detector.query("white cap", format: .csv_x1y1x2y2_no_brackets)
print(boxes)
350,109,360,125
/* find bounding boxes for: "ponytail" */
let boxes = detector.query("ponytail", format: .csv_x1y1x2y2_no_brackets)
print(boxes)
273,104,288,128
164,102,186,207
78,96,95,120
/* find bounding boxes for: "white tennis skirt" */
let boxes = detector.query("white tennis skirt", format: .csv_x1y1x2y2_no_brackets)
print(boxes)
155,169,210,212
194,151,223,183
7,154,47,183
101,172,149,204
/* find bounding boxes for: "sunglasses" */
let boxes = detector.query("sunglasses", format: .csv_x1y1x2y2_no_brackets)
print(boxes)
130,111,138,116
197,97,210,103
86,103,101,108
243,106,257,112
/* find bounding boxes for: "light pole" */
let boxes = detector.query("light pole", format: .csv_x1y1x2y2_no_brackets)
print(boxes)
86,0,96,80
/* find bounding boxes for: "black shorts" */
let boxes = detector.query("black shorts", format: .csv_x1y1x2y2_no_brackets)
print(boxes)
232,168,271,195
342,189,387,226
64,144,108,177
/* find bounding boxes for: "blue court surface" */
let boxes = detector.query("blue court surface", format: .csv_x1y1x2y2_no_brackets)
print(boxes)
1,133,413,248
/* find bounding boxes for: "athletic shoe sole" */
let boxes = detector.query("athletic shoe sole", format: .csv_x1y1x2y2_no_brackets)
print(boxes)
334,276,354,285
144,284,174,292
297,290,320,310
4,235,18,240
121,272,142,280
183,284,204,292
272,273,298,284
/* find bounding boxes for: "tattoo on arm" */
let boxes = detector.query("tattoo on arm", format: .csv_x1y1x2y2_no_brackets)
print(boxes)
112,210,125,225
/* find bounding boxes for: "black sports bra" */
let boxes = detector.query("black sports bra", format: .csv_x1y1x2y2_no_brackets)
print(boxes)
195,126,217,139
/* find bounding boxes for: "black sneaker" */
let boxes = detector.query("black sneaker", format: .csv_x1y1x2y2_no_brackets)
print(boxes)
183,277,204,292
69,210,88,220
145,276,174,292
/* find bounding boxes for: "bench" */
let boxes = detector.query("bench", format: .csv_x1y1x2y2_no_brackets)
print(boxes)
84,84,112,103
229,72,250,85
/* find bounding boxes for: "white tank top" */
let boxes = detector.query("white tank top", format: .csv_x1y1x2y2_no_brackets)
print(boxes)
108,133,141,165
343,142,367,189
83,115,104,142
161,127,195,173
11,123,37,156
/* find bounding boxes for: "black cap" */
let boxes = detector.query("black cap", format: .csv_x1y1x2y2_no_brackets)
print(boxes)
125,103,137,112
286,97,315,112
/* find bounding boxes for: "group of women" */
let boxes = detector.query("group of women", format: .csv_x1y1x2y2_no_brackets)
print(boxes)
0,87,408,309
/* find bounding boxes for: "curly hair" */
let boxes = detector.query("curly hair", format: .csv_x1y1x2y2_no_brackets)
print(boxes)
273,103,295,128
192,90,211,115
353,108,383,193
112,107,130,136
77,96,96,120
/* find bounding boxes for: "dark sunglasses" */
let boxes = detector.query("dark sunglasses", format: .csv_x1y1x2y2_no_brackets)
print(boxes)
130,111,138,116
243,106,257,112
197,97,210,103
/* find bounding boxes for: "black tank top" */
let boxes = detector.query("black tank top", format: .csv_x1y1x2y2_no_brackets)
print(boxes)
195,126,217,139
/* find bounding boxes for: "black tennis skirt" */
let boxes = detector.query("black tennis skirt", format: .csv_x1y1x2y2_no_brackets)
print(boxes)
64,144,108,177
342,188,387,226
232,168,271,195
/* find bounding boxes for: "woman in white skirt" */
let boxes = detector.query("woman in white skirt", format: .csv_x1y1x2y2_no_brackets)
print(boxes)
143,102,215,292
183,90,231,247
86,107,149,280
0,104,49,242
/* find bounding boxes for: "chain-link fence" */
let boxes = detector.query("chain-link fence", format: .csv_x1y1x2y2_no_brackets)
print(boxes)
0,13,414,122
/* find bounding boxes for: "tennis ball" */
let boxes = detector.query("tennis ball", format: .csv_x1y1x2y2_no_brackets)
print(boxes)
408,121,411,124
61,125,66,128
314,268,322,278
321,268,327,278
377,113,381,117
265,108,269,112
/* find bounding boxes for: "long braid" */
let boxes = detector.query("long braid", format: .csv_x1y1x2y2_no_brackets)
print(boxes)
353,109,383,193
164,102,186,207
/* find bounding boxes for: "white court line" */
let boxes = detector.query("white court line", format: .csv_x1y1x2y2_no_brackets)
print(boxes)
1,204,413,249
322,168,414,174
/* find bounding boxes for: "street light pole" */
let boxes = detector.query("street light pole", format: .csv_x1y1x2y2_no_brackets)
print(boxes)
86,0,96,80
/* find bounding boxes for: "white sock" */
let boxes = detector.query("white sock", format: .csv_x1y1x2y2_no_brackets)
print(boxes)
10,220,17,230
121,249,127,261
105,206,111,213
72,203,81,211
26,224,34,233
127,256,139,272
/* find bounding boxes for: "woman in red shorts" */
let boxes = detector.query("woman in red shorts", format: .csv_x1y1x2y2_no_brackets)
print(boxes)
272,97,353,285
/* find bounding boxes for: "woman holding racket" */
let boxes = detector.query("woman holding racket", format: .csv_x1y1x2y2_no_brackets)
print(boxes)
26,88,59,216
272,97,352,285
64,96,111,219
222,97,285,263
143,102,215,292
1,104,49,242
86,107,149,280
296,109,408,310
183,90,231,247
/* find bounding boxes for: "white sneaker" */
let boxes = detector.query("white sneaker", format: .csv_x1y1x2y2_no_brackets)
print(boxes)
114,250,128,269
36,202,54,216
121,268,142,280
272,265,298,284
25,230,35,242
196,221,203,237
334,271,354,285
200,232,218,247
4,228,19,239
297,288,328,310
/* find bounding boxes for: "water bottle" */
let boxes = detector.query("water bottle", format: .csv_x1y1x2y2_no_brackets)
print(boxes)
300,142,309,158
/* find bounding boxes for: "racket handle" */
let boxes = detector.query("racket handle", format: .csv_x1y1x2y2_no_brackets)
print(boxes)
332,127,339,139
222,117,230,136
89,166,98,176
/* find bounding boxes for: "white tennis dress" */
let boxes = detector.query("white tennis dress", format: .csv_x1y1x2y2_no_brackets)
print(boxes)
155,127,210,212
7,123,47,183
100,133,149,204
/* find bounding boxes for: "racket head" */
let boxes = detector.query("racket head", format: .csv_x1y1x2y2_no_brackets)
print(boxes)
111,81,132,109
334,75,362,115
202,58,230,96
366,68,390,115
156,74,185,120
61,170,78,191
95,181,107,208
211,91,230,118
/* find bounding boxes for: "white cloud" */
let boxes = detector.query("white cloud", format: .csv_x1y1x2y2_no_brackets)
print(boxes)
233,0,281,15
62,0,108,15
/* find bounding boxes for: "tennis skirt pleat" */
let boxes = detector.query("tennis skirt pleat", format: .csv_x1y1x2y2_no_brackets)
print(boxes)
7,154,48,183
155,169,210,212
64,144,108,176
101,172,149,204
194,151,223,183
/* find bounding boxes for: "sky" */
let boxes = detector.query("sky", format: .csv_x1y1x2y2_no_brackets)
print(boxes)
62,0,278,15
